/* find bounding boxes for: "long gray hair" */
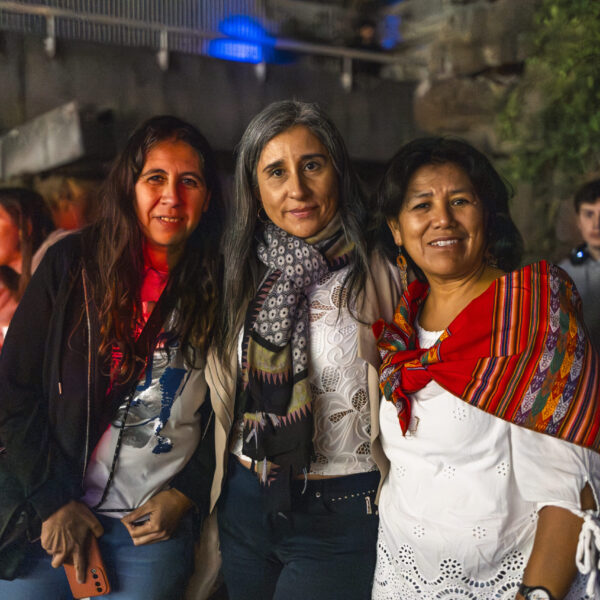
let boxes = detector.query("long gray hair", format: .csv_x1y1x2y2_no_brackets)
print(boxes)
218,100,370,359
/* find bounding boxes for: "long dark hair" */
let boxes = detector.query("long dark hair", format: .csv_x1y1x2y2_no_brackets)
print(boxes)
0,188,55,299
90,115,223,383
375,137,524,278
218,100,369,359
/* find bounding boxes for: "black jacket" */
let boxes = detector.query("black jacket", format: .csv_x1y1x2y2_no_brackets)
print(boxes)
0,231,214,579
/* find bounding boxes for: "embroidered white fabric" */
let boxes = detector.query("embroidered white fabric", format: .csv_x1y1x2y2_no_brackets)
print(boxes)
232,265,376,476
372,530,592,600
372,324,600,600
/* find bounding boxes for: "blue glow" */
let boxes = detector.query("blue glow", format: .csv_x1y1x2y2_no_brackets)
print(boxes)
219,15,273,44
210,14,296,65
208,39,263,63
381,15,402,49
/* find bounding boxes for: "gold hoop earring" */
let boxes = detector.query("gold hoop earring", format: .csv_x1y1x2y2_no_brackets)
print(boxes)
396,249,408,290
257,205,269,224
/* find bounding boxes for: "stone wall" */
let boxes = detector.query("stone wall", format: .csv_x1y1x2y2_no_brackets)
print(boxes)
384,0,538,151
381,0,578,261
0,31,415,166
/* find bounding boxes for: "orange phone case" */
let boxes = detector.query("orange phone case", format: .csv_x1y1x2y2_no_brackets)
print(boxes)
63,536,111,598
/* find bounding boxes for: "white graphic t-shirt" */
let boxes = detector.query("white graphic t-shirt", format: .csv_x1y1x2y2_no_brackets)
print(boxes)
82,340,207,518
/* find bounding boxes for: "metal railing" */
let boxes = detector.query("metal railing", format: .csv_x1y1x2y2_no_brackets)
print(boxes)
0,0,403,87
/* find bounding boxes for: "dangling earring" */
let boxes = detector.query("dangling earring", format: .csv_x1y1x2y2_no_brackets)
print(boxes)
485,250,498,269
396,248,408,290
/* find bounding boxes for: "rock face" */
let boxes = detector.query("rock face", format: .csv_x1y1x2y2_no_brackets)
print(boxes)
384,0,538,147
413,77,501,147
431,1,536,76
381,0,572,262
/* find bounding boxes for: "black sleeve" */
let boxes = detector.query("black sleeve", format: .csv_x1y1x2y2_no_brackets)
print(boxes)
0,238,81,525
169,389,215,525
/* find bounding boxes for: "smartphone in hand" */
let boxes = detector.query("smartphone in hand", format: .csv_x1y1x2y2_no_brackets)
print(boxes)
63,535,111,598
130,513,151,527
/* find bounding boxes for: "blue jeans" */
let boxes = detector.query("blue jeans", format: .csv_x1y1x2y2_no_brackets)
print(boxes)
0,512,195,599
218,458,380,600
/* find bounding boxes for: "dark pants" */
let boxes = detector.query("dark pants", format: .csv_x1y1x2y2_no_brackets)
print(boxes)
218,458,380,600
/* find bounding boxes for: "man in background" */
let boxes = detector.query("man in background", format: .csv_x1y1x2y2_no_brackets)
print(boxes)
559,178,600,351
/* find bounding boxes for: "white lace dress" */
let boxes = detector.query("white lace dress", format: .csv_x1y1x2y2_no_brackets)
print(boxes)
372,325,600,600
232,265,377,476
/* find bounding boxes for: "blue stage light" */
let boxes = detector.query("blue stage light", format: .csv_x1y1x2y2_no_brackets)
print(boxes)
208,39,263,63
209,14,297,65
219,15,273,44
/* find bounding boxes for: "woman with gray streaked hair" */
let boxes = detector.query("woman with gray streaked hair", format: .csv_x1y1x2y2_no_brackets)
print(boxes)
213,100,402,600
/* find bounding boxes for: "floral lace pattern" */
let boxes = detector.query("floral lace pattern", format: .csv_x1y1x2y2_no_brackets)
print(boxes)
372,530,592,600
232,266,376,476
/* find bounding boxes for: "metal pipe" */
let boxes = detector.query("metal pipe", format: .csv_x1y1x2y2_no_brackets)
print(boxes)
0,0,402,65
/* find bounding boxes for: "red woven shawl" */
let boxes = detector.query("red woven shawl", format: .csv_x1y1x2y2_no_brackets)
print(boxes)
373,261,600,450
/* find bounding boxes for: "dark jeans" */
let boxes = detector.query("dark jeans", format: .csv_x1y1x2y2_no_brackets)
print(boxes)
0,512,195,599
218,458,380,600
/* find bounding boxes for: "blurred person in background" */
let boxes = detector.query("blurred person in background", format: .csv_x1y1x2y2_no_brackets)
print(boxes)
559,178,600,351
37,175,97,231
31,175,99,272
348,17,382,78
0,188,55,350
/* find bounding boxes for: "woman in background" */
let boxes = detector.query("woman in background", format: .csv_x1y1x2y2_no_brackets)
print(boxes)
0,188,54,348
0,115,224,599
371,137,600,600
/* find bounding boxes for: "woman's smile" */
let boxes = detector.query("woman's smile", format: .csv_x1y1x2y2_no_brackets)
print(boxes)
427,236,463,248
134,138,211,269
256,125,339,239
287,205,319,218
155,216,183,223
387,162,487,284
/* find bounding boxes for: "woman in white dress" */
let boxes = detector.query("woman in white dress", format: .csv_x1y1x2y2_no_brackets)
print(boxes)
371,137,600,600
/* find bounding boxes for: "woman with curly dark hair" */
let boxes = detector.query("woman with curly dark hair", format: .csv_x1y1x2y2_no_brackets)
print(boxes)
0,115,226,599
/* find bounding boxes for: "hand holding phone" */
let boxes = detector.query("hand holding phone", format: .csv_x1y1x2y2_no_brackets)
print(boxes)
41,500,104,577
63,535,111,598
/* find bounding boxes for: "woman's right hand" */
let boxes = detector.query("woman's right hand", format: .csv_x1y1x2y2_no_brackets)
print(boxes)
40,500,104,583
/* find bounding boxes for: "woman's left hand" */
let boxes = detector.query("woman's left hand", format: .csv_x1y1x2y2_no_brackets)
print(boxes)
121,489,194,546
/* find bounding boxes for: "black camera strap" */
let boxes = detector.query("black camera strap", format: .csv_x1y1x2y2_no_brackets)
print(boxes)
92,286,175,512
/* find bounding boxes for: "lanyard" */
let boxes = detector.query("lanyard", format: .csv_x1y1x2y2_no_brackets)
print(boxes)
92,286,173,512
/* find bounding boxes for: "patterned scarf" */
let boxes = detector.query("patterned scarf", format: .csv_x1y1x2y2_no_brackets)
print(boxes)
373,261,600,449
240,215,353,509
